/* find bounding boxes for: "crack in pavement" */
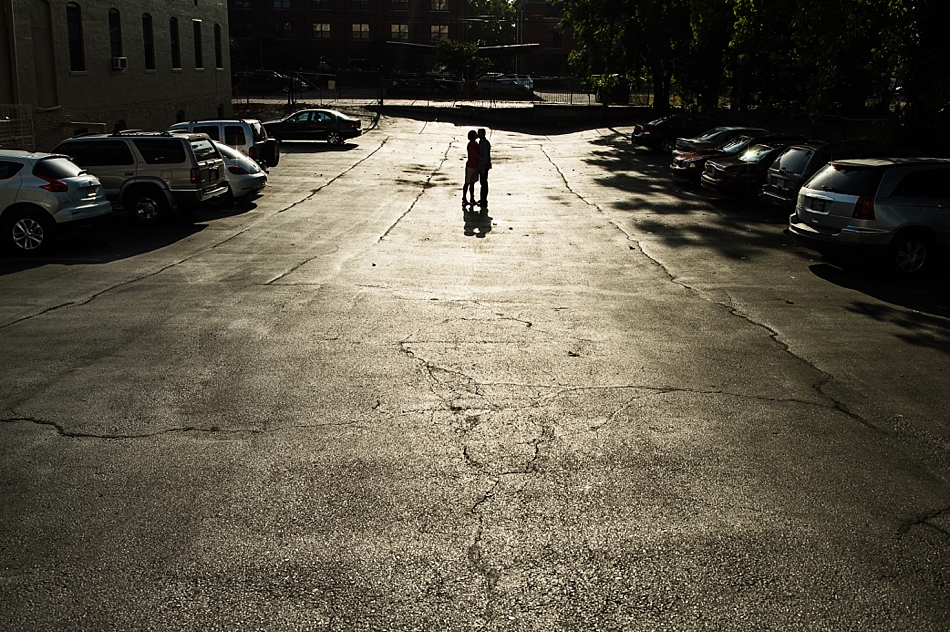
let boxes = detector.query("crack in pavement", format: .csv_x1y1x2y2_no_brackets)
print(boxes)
377,137,455,243
540,143,884,436
898,506,950,538
0,415,264,439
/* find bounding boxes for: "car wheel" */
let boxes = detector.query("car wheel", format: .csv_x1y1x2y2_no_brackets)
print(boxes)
327,131,342,145
890,231,933,276
125,188,169,226
266,142,280,167
6,208,52,254
661,139,675,153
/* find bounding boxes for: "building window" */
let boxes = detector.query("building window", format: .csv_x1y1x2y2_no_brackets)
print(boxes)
552,31,562,48
312,23,330,39
66,3,85,72
170,17,181,69
274,0,290,8
108,8,122,58
311,0,330,8
352,23,369,39
214,24,223,68
193,20,203,68
391,0,408,10
352,0,368,9
231,0,252,7
275,22,291,38
430,24,448,42
232,22,253,39
431,0,447,10
391,23,408,41
142,14,155,69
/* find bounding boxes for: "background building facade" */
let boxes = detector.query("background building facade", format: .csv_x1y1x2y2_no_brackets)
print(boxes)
227,0,575,77
2,0,232,151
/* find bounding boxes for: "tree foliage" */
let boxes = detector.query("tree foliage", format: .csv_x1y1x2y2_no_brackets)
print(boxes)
560,0,950,129
467,0,519,46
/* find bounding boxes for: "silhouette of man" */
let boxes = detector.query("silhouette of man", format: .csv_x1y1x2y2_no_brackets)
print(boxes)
477,128,491,211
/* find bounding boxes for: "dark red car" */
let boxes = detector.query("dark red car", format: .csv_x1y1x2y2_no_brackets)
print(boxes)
672,134,807,183
700,138,808,198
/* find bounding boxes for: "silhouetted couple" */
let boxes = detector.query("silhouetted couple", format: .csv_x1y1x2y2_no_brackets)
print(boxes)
462,128,491,212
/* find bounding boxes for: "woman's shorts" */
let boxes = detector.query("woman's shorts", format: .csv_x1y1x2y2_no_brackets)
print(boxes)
465,167,478,184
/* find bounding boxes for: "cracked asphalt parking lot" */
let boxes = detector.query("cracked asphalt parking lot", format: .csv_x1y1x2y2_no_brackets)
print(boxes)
1,114,948,630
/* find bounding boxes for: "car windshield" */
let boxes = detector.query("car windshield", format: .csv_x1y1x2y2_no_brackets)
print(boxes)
738,144,774,163
719,136,751,153
214,143,243,159
191,139,219,161
807,163,882,196
697,128,727,141
773,147,813,174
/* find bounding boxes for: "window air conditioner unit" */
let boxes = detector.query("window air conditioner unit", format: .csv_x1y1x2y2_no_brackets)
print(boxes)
112,56,128,71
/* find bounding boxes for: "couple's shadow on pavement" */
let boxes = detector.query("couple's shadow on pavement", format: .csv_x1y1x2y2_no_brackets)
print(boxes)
463,207,492,238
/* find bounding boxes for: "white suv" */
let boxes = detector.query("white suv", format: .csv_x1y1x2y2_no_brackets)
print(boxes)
1,151,112,254
166,119,280,168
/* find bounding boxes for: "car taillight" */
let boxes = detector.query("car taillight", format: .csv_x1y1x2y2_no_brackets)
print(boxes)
249,146,257,159
228,165,249,175
190,168,200,184
38,175,68,192
852,196,875,220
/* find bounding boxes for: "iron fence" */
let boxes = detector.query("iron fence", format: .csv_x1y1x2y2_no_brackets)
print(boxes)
231,71,654,109
0,105,35,151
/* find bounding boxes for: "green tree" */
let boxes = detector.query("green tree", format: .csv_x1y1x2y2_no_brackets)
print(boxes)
435,40,491,80
467,0,519,46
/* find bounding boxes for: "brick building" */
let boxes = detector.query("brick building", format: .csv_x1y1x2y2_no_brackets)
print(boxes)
227,0,576,76
228,0,466,73
519,0,573,76
1,0,233,151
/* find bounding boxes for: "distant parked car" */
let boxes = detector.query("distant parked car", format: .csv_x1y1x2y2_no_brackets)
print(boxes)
166,119,280,168
671,134,807,183
631,115,720,152
389,76,451,97
761,141,903,211
476,74,533,96
701,138,807,198
211,141,267,205
788,158,950,275
673,127,769,156
264,109,362,145
53,131,228,225
1,150,112,253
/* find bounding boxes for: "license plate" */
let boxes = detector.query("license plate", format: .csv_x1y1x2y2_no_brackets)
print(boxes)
810,198,825,212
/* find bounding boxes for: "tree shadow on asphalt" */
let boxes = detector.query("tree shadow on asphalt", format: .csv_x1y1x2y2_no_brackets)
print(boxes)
0,200,259,276
583,128,950,317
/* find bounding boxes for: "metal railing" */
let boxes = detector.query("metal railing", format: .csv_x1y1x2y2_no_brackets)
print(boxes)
0,105,35,150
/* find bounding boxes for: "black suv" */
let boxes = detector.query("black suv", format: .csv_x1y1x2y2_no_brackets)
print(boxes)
53,132,227,225
761,141,901,211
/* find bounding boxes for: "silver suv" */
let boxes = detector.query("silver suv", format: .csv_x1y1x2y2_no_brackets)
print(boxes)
1,151,112,253
788,158,950,275
52,132,227,225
